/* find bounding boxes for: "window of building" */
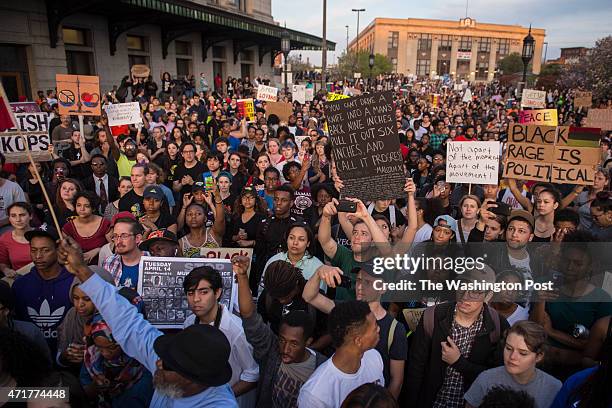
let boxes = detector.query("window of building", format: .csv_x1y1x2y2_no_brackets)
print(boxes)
387,31,399,49
498,39,510,56
63,27,90,46
176,58,192,77
439,35,452,51
416,59,431,76
459,36,472,51
212,46,226,59
391,58,398,73
418,34,432,51
66,51,95,75
175,40,192,56
436,59,450,75
241,63,252,79
127,35,147,51
128,54,149,68
240,49,254,61
476,61,489,80
478,37,491,52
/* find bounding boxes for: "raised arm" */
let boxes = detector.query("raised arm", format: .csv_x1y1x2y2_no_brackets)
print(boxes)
397,179,418,250
210,182,226,241
302,266,338,314
506,179,532,212
318,199,339,259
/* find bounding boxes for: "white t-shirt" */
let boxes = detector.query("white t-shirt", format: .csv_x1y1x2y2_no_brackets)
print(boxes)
508,253,532,279
297,349,384,408
414,223,433,243
506,304,530,326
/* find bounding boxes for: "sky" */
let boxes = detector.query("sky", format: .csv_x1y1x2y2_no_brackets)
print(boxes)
272,0,612,66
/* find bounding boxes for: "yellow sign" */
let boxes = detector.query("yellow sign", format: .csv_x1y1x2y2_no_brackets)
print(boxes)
327,92,350,101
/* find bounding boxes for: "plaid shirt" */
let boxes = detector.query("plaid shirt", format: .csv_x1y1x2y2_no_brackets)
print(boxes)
432,306,484,408
104,251,149,289
429,133,447,151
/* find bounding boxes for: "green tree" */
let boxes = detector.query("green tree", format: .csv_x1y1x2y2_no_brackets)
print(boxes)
585,35,612,100
498,52,524,74
332,51,393,80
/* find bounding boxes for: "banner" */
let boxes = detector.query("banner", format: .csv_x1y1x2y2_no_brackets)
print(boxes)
324,91,405,201
56,74,101,116
446,141,500,185
265,101,293,122
503,124,601,185
573,91,592,108
292,84,306,104
138,256,235,329
257,84,279,102
305,88,314,102
104,102,142,126
1,112,51,163
585,109,612,131
457,51,472,60
518,109,558,126
432,94,440,107
521,89,547,109
10,102,40,113
200,247,253,276
236,99,255,123
327,92,350,102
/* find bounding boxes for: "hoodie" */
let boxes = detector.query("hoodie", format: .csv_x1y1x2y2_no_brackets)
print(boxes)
11,266,75,356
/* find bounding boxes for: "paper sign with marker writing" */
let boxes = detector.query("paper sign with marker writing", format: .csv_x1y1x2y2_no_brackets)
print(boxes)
292,84,306,104
446,141,500,185
521,89,547,109
104,102,142,126
327,93,350,101
518,109,558,126
256,85,278,102
56,74,101,116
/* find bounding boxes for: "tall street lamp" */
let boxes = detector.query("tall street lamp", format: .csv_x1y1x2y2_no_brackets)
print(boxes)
369,52,375,87
352,8,365,52
281,28,291,96
521,25,535,84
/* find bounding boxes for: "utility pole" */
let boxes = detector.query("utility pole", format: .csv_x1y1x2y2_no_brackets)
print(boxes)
345,25,349,52
321,0,327,92
352,8,365,52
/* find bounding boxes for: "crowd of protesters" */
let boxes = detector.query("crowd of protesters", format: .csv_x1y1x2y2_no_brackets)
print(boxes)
0,69,611,408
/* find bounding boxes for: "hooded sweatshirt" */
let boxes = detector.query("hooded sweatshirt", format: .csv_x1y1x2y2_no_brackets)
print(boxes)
11,266,75,356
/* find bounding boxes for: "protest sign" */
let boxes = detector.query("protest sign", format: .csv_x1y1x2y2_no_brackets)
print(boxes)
1,112,51,163
257,84,278,102
10,102,40,113
104,102,142,126
462,88,472,103
292,84,306,104
305,88,314,102
265,101,293,122
324,91,405,201
236,99,255,122
432,94,440,107
138,256,235,329
200,247,254,276
130,64,150,80
327,92,350,101
573,91,592,108
56,74,101,116
518,109,558,126
521,89,546,109
446,141,500,185
503,124,600,185
585,109,612,131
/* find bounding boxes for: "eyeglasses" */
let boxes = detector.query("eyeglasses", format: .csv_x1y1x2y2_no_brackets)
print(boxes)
182,149,195,154
111,233,135,242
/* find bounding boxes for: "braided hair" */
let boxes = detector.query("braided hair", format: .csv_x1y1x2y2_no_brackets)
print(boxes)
263,260,305,299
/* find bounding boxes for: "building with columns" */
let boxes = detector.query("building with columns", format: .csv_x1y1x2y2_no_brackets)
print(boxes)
0,0,333,101
349,17,545,82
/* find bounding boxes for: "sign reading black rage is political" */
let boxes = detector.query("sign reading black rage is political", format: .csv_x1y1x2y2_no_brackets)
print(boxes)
325,91,405,201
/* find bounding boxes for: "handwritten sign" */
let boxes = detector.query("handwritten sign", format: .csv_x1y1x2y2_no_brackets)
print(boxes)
1,112,51,163
256,84,278,102
292,84,306,104
324,91,405,201
521,89,546,109
446,141,500,185
305,88,314,102
586,109,612,131
56,74,101,116
237,99,255,123
518,109,558,126
138,256,235,329
327,92,350,101
200,247,254,276
503,124,600,185
104,102,142,126
574,91,592,109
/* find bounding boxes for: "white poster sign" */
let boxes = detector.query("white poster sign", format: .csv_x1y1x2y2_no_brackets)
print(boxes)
292,84,306,104
256,84,279,102
446,141,500,185
305,88,314,102
521,89,547,109
462,88,472,103
104,102,142,126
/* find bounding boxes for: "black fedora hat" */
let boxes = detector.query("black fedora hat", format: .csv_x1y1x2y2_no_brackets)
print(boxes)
153,324,232,387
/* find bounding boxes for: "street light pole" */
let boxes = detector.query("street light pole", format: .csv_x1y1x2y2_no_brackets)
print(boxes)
321,0,327,93
520,25,535,96
345,25,349,52
281,29,291,97
352,8,365,52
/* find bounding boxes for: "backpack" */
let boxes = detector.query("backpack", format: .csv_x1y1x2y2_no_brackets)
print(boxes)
388,318,398,353
422,304,501,344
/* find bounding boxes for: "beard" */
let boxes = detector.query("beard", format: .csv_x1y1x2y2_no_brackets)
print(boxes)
153,372,185,399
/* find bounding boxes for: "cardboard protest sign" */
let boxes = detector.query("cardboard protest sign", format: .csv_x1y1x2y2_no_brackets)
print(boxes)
574,91,592,108
236,99,255,123
503,124,601,185
518,109,558,126
200,247,254,276
324,91,405,201
56,74,101,116
327,92,350,102
103,102,142,126
521,89,546,109
138,256,235,329
130,64,150,80
1,112,51,163
292,84,306,104
265,101,293,122
446,141,500,185
586,109,612,131
305,88,314,102
257,84,278,102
